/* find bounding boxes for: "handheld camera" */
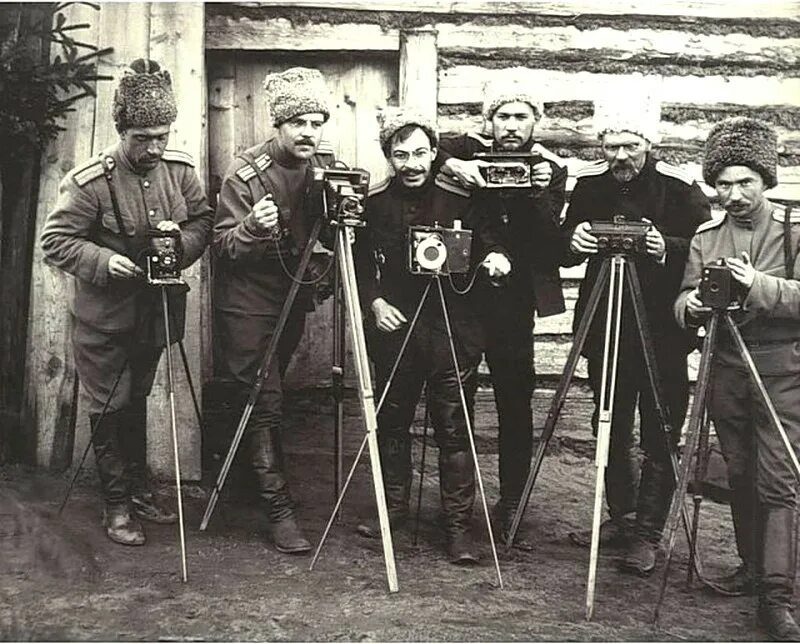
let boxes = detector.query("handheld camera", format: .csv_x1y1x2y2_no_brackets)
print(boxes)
474,152,543,189
314,167,370,227
144,229,184,285
408,220,472,275
592,215,650,256
700,258,740,309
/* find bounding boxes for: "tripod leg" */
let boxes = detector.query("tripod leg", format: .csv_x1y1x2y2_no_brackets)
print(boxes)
199,216,326,531
653,311,720,623
587,255,625,620
506,258,612,548
687,408,712,588
625,262,704,578
413,391,430,547
58,360,128,515
436,277,503,588
725,314,800,483
177,341,202,428
312,227,399,591
332,258,345,514
161,286,188,583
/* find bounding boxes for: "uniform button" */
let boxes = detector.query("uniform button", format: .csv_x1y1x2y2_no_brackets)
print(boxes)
148,209,156,217
143,180,150,188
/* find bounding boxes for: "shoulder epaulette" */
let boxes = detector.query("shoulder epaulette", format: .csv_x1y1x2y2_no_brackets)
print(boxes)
72,157,105,187
655,160,694,185
235,163,257,182
368,175,391,197
434,172,471,197
575,160,609,179
253,152,272,172
772,203,800,224
532,142,567,168
162,149,195,167
466,131,493,149
696,214,726,233
317,139,335,156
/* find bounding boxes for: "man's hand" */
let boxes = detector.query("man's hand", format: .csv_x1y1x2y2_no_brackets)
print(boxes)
531,160,552,190
156,220,181,233
371,297,407,333
642,218,666,260
445,158,487,189
686,288,711,319
108,253,143,279
482,251,512,278
726,251,756,290
251,193,280,232
570,221,599,254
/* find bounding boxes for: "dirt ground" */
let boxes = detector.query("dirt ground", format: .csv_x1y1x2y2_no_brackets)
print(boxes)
0,386,777,642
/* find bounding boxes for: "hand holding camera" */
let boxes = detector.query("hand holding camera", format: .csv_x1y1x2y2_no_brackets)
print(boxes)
108,253,143,279
686,288,711,318
642,218,666,260
445,158,488,190
725,251,756,289
251,193,280,234
530,160,552,190
570,221,599,254
482,252,511,278
371,297,408,333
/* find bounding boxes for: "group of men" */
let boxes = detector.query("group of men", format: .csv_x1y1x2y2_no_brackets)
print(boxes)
40,59,800,639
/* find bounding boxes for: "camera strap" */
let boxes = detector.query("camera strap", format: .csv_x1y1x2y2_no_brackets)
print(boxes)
783,205,796,279
101,155,135,259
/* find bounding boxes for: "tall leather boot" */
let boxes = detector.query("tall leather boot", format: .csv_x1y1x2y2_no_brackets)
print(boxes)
117,398,177,525
356,433,411,539
621,458,672,576
440,449,479,565
756,506,800,641
246,406,310,554
91,410,145,546
712,487,758,596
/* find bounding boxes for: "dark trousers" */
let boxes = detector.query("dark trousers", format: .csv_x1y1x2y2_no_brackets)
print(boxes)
480,283,536,512
587,340,689,539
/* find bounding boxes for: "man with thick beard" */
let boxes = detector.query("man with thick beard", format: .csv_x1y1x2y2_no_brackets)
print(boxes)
562,91,710,575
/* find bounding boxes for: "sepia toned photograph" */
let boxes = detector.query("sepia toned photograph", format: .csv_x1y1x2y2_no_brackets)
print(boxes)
1,0,799,640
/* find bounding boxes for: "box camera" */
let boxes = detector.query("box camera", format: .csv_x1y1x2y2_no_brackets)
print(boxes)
592,216,650,256
144,229,184,285
474,152,543,189
700,259,739,309
313,167,370,227
408,220,472,275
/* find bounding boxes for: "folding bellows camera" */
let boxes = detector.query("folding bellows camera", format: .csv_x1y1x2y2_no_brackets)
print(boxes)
314,167,370,227
408,220,472,275
474,152,543,189
592,216,650,256
144,229,184,285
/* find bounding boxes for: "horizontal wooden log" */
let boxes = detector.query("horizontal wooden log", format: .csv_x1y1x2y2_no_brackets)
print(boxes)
224,1,800,21
439,67,800,108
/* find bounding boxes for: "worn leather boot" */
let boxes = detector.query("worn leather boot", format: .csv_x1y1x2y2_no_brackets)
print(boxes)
620,459,671,576
757,506,800,641
711,563,757,597
103,502,145,546
356,434,411,539
247,410,310,554
118,398,177,525
569,513,636,549
440,450,479,565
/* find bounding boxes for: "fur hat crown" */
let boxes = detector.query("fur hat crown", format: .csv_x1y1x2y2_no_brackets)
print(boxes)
592,76,662,144
377,107,438,153
263,67,331,126
702,116,778,189
112,58,177,132
481,76,543,122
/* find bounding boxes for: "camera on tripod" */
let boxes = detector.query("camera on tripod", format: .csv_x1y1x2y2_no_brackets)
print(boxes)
592,215,650,255
474,152,543,189
408,220,472,275
700,258,741,309
144,228,184,285
314,167,370,227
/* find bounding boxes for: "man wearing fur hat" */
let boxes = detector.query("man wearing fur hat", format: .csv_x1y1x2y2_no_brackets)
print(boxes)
562,89,710,575
436,77,567,547
353,108,484,564
41,59,214,546
212,67,337,554
674,117,800,640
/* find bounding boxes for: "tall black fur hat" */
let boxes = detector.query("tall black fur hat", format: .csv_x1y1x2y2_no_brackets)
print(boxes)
703,117,778,188
112,58,177,132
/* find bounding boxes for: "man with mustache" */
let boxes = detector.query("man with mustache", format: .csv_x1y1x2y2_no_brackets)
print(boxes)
41,59,214,545
562,91,710,575
674,118,800,641
212,67,336,554
436,77,567,547
354,109,484,564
